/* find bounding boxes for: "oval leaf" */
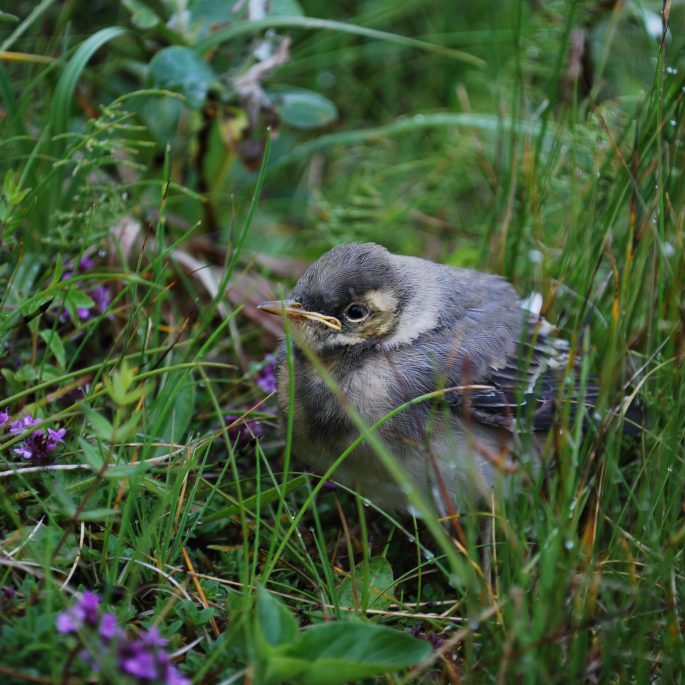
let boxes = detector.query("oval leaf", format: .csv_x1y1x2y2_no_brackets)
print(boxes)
148,46,217,108
257,585,299,649
281,622,431,685
337,557,395,611
39,329,66,368
270,88,337,129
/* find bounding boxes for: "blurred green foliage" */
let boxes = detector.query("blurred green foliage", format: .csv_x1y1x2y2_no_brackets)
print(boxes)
1,0,684,683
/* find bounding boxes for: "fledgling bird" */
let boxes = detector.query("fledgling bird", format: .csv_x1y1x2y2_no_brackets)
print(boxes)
258,243,639,515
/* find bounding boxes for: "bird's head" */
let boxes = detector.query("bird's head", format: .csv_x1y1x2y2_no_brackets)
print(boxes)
258,243,408,353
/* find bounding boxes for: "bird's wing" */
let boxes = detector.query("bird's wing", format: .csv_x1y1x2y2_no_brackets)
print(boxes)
448,318,600,432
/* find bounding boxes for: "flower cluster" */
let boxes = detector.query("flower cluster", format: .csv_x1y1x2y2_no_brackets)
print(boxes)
1,410,66,463
59,254,113,322
222,355,278,450
255,354,277,394
225,413,264,449
411,626,444,649
57,591,189,685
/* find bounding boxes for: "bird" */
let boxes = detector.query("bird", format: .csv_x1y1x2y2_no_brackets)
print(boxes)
257,242,640,515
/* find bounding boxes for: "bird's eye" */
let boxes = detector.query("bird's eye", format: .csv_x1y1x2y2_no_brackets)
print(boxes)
344,303,369,322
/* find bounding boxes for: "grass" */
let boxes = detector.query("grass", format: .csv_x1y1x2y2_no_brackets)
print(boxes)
0,0,684,683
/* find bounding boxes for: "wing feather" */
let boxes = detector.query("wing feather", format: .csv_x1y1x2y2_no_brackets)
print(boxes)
449,317,602,432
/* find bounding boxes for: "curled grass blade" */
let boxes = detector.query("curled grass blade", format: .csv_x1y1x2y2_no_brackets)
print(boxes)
196,16,484,66
50,26,128,138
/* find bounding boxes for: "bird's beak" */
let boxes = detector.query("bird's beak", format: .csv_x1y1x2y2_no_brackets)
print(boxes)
257,299,342,332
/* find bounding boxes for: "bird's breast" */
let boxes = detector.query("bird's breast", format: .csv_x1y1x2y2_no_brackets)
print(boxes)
277,352,397,461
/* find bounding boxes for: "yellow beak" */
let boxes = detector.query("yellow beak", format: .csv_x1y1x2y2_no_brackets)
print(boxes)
257,299,342,332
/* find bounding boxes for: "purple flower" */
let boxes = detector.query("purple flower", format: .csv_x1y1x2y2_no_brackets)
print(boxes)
165,664,191,685
14,445,34,460
225,414,263,448
255,354,277,393
9,414,41,435
99,612,122,641
91,284,112,317
56,590,101,634
119,641,158,679
56,611,80,634
0,409,9,426
63,255,94,280
72,284,113,322
79,591,101,623
59,257,96,321
56,255,114,323
47,427,67,445
56,591,189,684
79,256,95,271
141,626,168,648
12,424,67,463
411,627,444,650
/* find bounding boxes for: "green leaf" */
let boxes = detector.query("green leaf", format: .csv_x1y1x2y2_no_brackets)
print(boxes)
3,169,30,206
39,329,66,368
113,412,142,441
105,361,146,406
24,294,55,319
78,437,104,471
51,480,77,518
16,364,38,382
262,656,311,684
269,88,337,129
122,0,160,30
148,46,217,108
256,585,299,649
267,0,305,16
137,94,183,145
78,508,120,522
81,404,114,441
103,462,151,479
60,289,94,322
70,289,95,308
189,0,233,34
8,252,43,306
337,557,394,611
286,622,431,685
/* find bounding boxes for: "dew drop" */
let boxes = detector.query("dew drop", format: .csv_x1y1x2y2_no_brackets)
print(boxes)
528,249,543,264
316,71,336,88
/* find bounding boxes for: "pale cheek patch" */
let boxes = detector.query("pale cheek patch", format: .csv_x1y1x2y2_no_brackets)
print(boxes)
364,289,399,313
384,296,441,347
